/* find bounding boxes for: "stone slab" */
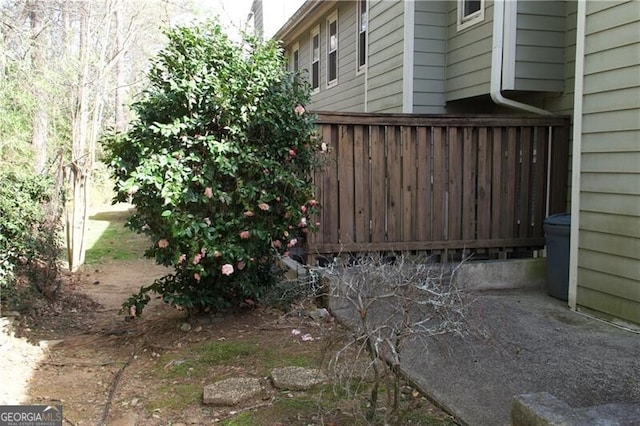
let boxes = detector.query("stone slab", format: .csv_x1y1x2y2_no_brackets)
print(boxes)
203,377,262,406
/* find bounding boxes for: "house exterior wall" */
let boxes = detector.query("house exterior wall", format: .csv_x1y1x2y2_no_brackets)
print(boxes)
445,0,494,101
511,0,566,92
283,1,365,112
366,0,405,112
576,0,640,324
413,0,447,113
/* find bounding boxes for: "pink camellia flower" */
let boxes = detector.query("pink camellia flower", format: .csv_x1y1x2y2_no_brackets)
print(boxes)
294,104,305,115
204,217,211,226
193,253,202,265
300,205,307,214
291,329,301,336
221,264,234,276
321,142,328,152
301,333,314,342
258,202,270,211
141,224,151,231
200,247,206,255
316,222,321,227
308,199,318,206
194,273,201,282
283,231,289,237
243,211,255,217
213,250,222,258
299,217,307,228
288,238,298,248
157,239,169,248
271,240,282,249
178,254,186,264
237,260,246,270
288,149,296,157
204,187,213,198
239,230,250,239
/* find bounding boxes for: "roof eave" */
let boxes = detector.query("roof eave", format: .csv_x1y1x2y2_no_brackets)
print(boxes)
273,0,327,43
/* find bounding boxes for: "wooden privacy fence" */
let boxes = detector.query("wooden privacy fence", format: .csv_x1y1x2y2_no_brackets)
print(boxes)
306,112,570,261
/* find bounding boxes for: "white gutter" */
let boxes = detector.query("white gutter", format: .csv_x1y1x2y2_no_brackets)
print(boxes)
491,0,553,115
568,0,587,311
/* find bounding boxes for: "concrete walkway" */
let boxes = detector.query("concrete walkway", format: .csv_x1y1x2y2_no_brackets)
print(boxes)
396,290,640,425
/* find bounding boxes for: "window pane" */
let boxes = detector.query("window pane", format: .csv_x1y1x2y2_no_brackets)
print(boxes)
329,52,336,82
293,50,299,71
359,31,366,67
312,34,319,61
464,0,481,17
312,62,319,89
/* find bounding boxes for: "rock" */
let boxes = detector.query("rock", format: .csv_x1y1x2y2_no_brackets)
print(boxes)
180,322,191,332
203,377,262,406
270,366,328,390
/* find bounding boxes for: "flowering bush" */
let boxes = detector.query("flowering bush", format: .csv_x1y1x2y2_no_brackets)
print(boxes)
105,22,322,314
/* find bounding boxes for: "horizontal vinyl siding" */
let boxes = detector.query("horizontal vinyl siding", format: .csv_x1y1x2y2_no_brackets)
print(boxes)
542,0,577,115
366,0,404,112
577,0,640,325
413,0,447,113
314,2,365,111
512,0,566,92
445,0,493,101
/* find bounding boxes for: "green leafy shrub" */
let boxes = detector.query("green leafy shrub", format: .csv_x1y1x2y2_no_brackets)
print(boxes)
0,170,62,306
106,22,322,314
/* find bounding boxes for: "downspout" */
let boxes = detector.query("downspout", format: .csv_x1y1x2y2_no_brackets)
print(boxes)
568,0,587,311
491,0,553,115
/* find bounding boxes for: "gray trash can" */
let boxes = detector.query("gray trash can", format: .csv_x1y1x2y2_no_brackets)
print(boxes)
543,213,571,300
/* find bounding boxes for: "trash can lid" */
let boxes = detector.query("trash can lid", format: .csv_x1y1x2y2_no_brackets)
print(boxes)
544,213,571,226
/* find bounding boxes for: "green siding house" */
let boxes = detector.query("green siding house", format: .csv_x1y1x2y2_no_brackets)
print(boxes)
273,0,576,115
269,0,640,326
569,0,640,326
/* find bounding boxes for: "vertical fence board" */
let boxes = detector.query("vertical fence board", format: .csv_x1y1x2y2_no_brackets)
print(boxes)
477,127,491,240
532,126,547,238
462,127,477,240
338,125,355,244
502,127,517,239
370,125,386,243
518,127,532,238
448,127,462,241
549,124,569,214
491,128,504,239
433,127,447,241
322,124,338,245
387,126,402,242
402,126,417,241
416,127,432,241
353,125,370,243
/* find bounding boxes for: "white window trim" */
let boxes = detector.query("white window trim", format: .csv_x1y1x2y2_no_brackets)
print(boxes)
291,42,300,73
326,10,338,88
457,0,485,31
310,25,320,94
356,0,367,75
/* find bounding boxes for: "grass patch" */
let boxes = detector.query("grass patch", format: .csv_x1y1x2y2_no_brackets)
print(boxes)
84,206,150,264
156,341,259,380
219,412,256,426
145,383,201,412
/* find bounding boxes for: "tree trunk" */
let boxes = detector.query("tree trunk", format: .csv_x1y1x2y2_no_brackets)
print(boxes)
66,0,91,272
29,1,48,174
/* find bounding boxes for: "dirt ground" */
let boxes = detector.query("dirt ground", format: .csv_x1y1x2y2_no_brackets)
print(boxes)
1,255,453,425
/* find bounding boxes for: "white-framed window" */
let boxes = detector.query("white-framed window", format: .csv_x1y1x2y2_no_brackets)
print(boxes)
291,42,300,72
357,0,367,72
457,0,484,31
327,11,338,87
310,25,320,93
